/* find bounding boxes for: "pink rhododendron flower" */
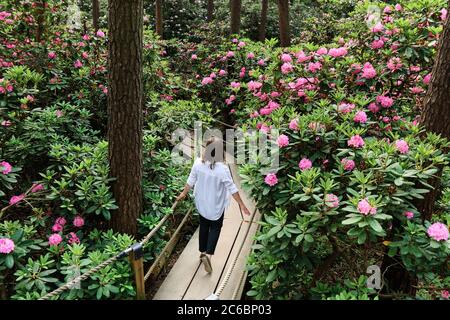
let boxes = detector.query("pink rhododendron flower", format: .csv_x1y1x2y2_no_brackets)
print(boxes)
74,59,83,68
82,34,90,41
201,77,213,85
442,290,449,299
67,232,80,245
48,51,56,59
247,52,255,59
384,6,392,14
328,47,347,58
230,81,240,89
358,199,377,215
371,39,385,49
247,81,262,91
423,73,432,85
55,110,64,117
387,57,402,71
73,215,85,228
1,161,12,174
55,217,67,226
225,95,236,105
368,102,380,113
96,29,105,37
48,233,62,246
191,54,197,60
239,67,246,78
371,22,384,33
295,50,311,63
52,224,63,232
376,95,394,108
299,158,312,171
281,62,294,74
226,51,235,58
404,211,414,219
325,194,339,208
411,87,424,94
1,120,11,127
361,63,377,79
316,47,328,55
9,194,25,205
257,59,266,66
341,158,355,171
31,183,44,193
0,238,14,254
338,103,355,114
307,61,322,73
354,111,368,123
264,173,278,186
281,53,292,63
277,134,289,148
395,139,409,154
347,135,365,148
427,222,449,241
289,119,299,131
394,4,402,11
441,8,448,21
218,69,227,76
238,41,246,48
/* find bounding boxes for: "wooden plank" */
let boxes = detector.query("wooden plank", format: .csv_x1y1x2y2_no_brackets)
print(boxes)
153,229,201,300
182,215,242,300
219,220,259,299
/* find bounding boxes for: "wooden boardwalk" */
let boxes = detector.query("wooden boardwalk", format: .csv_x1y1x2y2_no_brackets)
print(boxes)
153,161,261,300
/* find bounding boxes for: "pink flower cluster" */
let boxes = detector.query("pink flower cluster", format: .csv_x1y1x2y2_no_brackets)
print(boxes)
361,63,377,79
338,102,355,114
341,158,355,171
395,139,409,154
328,47,347,58
0,238,15,254
1,161,12,174
264,173,278,186
403,211,414,219
325,194,339,208
277,134,289,148
347,135,365,148
299,158,312,171
427,222,449,241
358,199,377,215
353,111,368,123
289,119,299,131
376,95,394,108
48,233,62,246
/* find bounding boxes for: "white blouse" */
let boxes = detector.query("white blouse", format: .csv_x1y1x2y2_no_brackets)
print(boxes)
186,158,239,221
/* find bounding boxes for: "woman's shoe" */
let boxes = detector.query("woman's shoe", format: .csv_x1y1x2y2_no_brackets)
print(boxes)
200,254,212,273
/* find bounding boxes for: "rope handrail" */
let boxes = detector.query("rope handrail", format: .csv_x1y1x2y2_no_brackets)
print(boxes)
38,200,180,300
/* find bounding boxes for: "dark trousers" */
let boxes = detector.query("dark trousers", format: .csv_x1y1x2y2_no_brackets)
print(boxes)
199,213,224,255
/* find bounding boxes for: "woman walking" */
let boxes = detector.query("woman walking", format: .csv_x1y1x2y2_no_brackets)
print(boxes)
176,137,251,273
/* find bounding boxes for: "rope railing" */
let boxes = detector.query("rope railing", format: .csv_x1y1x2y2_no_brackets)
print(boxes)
39,200,181,300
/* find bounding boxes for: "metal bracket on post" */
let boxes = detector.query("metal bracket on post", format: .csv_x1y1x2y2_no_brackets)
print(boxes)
129,243,145,300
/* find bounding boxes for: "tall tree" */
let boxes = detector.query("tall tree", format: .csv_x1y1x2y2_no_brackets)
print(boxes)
107,0,144,236
36,0,47,42
258,0,269,41
415,5,450,219
381,5,450,297
92,0,100,31
230,0,241,35
155,0,163,38
207,0,214,22
277,0,290,47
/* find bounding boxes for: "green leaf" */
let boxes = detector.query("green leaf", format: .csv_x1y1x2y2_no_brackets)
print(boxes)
357,232,367,244
342,216,362,225
368,219,383,233
5,255,14,269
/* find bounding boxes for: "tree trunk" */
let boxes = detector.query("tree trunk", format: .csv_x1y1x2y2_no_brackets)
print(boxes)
258,0,268,41
93,0,100,31
107,0,144,236
155,0,163,38
381,6,450,297
207,0,214,22
36,0,46,43
415,5,450,220
230,0,241,35
277,0,290,47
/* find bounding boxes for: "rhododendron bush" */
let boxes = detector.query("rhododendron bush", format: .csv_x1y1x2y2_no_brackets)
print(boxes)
1,0,449,301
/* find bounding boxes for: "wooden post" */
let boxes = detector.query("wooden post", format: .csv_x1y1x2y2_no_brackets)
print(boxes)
129,244,145,300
